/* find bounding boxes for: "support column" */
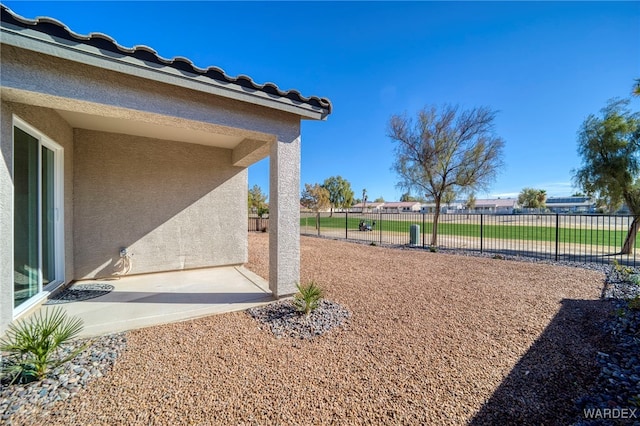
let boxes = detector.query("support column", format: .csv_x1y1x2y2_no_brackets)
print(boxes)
0,104,15,333
269,134,301,298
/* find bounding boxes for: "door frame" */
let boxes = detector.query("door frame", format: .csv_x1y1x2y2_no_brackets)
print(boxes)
12,115,65,317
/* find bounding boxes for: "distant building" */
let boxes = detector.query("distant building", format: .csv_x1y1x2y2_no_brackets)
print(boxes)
545,196,594,213
380,202,422,213
474,198,519,213
421,198,518,214
350,202,384,213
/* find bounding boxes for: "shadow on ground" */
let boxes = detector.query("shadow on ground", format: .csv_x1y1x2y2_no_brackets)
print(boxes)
470,298,616,425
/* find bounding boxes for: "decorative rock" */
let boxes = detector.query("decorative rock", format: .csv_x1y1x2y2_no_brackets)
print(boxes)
0,332,127,421
573,265,640,425
247,299,351,340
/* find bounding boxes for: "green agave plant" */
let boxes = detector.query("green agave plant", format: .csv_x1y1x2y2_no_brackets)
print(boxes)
293,281,324,316
0,307,88,384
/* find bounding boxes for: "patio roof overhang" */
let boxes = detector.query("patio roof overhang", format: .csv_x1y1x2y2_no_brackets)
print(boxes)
0,6,331,121
0,5,324,306
0,5,331,167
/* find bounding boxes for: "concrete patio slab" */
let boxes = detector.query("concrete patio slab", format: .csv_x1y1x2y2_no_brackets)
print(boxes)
36,266,273,337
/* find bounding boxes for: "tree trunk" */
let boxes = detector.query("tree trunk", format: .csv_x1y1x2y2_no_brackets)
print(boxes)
330,206,334,218
431,198,441,246
621,215,640,255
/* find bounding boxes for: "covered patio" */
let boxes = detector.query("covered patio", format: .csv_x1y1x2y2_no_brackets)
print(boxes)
0,5,331,334
40,266,272,337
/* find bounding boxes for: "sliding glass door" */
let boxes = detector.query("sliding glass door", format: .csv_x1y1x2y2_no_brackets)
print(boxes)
13,120,63,312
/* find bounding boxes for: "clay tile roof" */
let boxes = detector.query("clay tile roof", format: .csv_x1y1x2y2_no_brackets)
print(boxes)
0,5,332,115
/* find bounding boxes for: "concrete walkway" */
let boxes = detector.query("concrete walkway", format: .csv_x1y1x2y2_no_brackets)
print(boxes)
38,266,273,337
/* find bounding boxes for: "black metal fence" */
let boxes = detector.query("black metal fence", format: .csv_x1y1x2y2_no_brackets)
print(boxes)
252,212,639,267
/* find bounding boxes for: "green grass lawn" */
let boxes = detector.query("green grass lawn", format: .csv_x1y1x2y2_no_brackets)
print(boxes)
300,215,638,248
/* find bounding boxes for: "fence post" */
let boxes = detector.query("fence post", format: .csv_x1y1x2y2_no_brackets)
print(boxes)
480,214,484,253
422,213,425,248
379,210,383,245
317,212,320,236
555,213,559,261
345,210,348,239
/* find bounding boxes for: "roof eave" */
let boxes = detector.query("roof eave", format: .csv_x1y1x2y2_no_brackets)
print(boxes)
0,23,330,121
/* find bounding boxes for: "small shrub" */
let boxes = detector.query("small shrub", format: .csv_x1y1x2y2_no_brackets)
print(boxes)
293,281,323,316
370,241,377,246
629,274,640,286
628,296,640,311
612,259,634,279
0,307,88,384
493,254,504,260
429,246,438,253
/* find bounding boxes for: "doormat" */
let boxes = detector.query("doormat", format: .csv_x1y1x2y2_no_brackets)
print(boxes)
45,283,114,304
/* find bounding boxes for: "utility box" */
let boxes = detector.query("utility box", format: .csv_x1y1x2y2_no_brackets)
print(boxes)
410,224,420,246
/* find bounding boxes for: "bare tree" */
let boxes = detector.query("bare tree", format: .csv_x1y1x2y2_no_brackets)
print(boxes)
388,104,505,246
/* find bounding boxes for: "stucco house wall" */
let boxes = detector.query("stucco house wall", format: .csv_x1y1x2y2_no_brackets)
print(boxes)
0,5,331,333
73,129,248,278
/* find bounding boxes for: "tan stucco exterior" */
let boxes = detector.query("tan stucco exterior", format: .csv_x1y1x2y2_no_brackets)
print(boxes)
73,129,248,278
0,8,330,333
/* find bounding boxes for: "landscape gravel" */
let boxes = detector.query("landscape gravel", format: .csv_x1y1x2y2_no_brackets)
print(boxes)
247,299,351,339
572,267,640,426
3,233,626,425
0,332,126,424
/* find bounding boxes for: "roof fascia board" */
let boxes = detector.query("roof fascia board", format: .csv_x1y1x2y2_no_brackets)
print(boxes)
0,23,327,120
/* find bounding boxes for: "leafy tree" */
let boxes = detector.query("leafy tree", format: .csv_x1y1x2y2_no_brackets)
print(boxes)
361,188,368,212
573,98,640,254
300,183,330,212
322,176,354,217
301,183,330,231
595,195,622,214
248,184,268,217
537,189,547,208
388,104,505,246
518,188,547,209
443,189,457,208
400,192,414,202
374,196,385,203
465,193,477,211
400,192,426,203
633,78,640,97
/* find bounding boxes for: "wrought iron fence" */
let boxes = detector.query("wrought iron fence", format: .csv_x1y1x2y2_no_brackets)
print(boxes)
254,212,639,267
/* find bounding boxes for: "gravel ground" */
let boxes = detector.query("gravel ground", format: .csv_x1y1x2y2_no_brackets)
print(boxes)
8,233,615,425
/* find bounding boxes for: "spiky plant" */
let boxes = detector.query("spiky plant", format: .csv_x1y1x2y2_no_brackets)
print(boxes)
293,281,323,316
0,307,88,384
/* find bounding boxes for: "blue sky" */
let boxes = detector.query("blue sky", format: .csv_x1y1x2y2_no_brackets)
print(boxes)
4,1,639,201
